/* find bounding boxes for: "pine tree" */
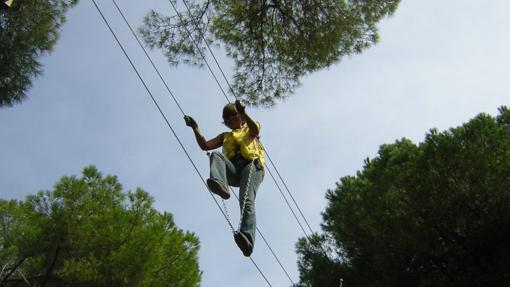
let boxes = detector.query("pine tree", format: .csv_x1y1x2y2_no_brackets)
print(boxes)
139,0,400,107
0,0,77,107
295,107,510,287
0,166,201,286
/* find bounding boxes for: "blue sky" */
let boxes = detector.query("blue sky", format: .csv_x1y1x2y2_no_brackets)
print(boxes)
1,0,509,286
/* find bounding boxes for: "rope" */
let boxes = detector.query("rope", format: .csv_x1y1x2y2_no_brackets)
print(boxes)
181,0,237,97
111,0,234,234
264,150,315,235
91,1,272,285
249,257,272,287
168,0,232,103
178,0,332,259
168,2,299,283
266,165,310,239
228,185,295,284
108,1,293,284
104,1,307,284
178,0,317,238
91,0,229,227
111,0,186,116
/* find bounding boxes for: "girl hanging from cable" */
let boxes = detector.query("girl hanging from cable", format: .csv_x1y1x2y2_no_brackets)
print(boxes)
184,100,264,257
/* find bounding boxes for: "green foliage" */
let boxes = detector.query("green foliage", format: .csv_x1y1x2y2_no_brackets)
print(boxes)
139,0,400,107
295,107,510,287
294,234,350,287
0,0,78,107
0,166,201,286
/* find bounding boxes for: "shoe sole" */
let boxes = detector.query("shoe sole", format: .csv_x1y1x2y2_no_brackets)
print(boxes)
234,231,253,257
207,178,230,199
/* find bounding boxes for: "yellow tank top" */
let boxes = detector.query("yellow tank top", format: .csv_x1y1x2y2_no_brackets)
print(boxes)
222,123,265,169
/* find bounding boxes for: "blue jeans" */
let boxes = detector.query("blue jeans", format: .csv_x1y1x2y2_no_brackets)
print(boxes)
209,151,263,246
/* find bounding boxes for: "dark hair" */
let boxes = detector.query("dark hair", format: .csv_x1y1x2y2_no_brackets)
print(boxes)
222,103,237,122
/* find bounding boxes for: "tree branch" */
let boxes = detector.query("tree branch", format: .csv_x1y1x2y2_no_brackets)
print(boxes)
269,0,305,37
260,0,266,89
40,246,61,287
0,257,27,287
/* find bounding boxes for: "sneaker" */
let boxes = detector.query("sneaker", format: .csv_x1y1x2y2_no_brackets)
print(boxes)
206,178,230,199
234,231,253,257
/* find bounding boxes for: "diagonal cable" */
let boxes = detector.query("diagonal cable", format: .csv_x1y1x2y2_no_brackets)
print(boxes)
228,186,295,284
111,0,294,284
91,1,272,286
168,0,232,103
179,0,316,236
91,0,232,231
111,0,185,115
